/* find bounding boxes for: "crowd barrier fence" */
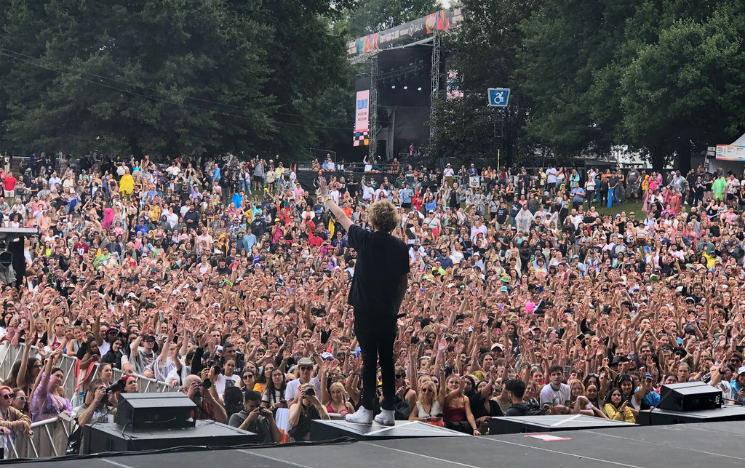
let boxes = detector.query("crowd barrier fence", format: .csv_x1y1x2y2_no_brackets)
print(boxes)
1,414,75,460
0,343,179,459
0,343,179,396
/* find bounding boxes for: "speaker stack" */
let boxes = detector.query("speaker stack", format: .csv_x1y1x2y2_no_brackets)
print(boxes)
83,393,256,454
638,382,745,425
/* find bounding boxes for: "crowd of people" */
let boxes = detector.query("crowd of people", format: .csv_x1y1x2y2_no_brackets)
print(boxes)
0,153,744,444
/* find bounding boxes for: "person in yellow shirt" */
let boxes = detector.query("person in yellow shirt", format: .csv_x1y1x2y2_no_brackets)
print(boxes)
119,168,135,197
603,388,635,423
701,243,719,269
148,204,161,222
275,161,285,180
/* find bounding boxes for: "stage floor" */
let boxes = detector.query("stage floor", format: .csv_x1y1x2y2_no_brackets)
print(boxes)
30,421,745,468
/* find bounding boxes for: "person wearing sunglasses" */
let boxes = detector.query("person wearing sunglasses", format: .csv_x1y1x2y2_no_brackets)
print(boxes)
239,370,256,392
408,380,442,424
284,357,321,407
11,389,27,413
0,385,32,436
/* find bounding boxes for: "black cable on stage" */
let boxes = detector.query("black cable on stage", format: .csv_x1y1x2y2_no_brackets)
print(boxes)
0,436,358,464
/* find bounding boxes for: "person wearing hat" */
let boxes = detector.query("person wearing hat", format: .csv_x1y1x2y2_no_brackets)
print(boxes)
129,333,157,375
285,357,321,405
443,163,454,187
318,176,409,426
630,368,660,411
729,366,745,404
92,307,121,357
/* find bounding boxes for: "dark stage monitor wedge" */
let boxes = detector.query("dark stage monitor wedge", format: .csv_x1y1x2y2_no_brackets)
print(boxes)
637,405,745,426
115,393,197,429
83,421,256,454
658,382,722,411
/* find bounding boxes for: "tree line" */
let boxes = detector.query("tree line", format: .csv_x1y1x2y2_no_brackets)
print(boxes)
429,0,745,171
0,0,361,159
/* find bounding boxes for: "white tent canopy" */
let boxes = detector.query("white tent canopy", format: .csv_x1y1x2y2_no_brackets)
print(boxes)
731,133,745,146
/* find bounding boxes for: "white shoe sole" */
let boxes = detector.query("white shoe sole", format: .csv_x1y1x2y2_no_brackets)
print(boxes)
345,415,373,425
373,418,395,426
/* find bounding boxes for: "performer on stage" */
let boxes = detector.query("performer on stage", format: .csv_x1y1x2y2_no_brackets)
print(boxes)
318,177,409,426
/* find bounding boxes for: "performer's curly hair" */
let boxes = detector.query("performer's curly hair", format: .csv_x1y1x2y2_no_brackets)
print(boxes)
367,200,399,233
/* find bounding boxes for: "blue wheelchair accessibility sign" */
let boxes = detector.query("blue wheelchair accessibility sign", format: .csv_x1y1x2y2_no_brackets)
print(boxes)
487,88,511,107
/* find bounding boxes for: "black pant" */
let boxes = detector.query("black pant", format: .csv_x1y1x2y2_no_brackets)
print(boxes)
355,314,397,412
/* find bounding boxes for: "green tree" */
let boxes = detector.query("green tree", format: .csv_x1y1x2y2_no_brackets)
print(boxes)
614,2,745,171
0,0,356,158
519,0,643,162
427,0,539,166
519,0,745,170
249,0,356,157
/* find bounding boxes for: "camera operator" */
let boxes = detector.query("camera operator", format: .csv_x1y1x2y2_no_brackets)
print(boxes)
183,370,227,423
76,375,137,428
75,379,118,427
228,390,282,443
288,383,329,441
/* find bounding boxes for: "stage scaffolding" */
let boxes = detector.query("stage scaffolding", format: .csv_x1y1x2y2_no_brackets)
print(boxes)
430,31,441,139
369,55,379,159
350,35,441,158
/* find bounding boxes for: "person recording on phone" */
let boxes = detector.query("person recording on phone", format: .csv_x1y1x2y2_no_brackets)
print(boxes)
288,383,329,441
317,176,409,426
228,390,283,443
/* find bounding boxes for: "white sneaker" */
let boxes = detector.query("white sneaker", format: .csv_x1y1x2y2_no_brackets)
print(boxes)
373,409,395,426
345,406,373,424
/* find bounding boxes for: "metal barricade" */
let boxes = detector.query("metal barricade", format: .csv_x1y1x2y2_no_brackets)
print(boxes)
57,354,79,402
1,343,179,395
0,343,41,383
2,414,75,459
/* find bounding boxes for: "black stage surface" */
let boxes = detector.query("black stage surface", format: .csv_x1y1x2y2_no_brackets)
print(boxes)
34,420,745,468
311,419,468,440
488,414,636,434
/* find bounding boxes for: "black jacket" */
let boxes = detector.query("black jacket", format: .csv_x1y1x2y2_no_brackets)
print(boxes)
504,402,531,417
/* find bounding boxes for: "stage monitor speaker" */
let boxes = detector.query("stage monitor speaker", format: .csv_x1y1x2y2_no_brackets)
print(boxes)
6,238,26,287
83,421,256,454
658,382,722,411
115,393,197,429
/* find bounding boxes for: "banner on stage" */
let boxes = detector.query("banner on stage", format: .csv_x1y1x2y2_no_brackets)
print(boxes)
346,8,463,57
355,90,370,133
354,90,370,146
353,131,369,147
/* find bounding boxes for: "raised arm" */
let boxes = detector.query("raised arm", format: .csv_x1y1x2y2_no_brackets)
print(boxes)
408,344,420,395
36,348,61,403
16,338,33,388
320,362,331,406
318,178,353,232
93,313,103,347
